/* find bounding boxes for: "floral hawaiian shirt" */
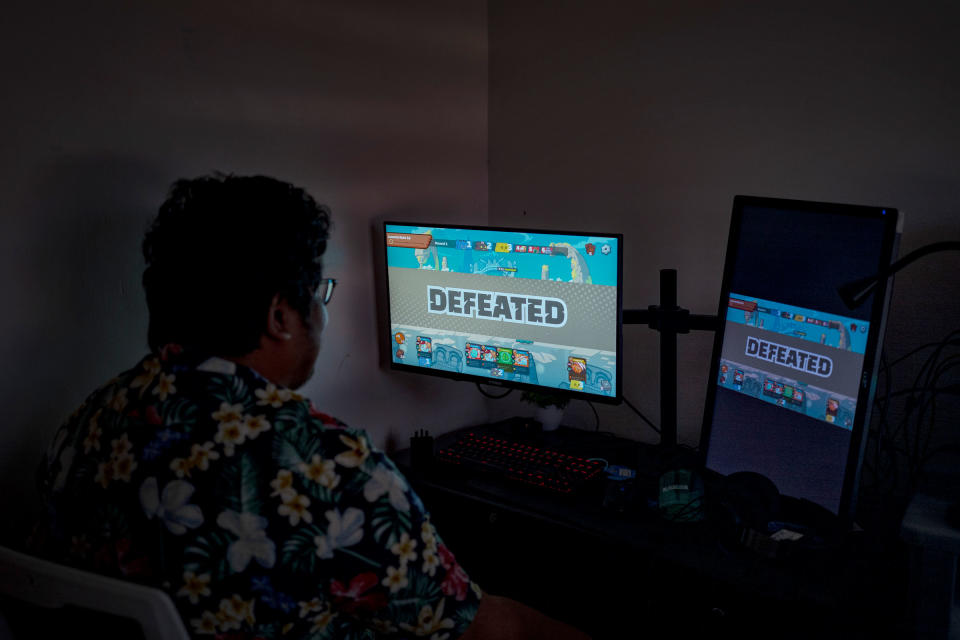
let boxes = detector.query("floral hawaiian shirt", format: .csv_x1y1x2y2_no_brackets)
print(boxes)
32,348,482,639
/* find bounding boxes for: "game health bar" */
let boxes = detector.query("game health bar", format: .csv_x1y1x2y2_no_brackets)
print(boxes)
386,233,432,249
729,297,758,312
434,238,571,255
756,306,838,328
472,241,568,256
389,232,572,256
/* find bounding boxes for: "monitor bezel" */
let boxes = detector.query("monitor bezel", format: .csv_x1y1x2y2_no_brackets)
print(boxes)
382,220,624,406
698,195,900,527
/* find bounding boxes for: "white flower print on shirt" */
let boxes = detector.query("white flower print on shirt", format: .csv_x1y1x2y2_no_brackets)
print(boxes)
140,477,204,535
363,464,410,512
254,383,291,408
313,507,364,559
334,434,370,468
216,510,276,572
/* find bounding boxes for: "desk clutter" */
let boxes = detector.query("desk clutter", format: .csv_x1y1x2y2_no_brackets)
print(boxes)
409,418,853,559
401,419,907,638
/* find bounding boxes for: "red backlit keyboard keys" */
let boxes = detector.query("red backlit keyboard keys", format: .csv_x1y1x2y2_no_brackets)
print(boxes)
436,432,605,494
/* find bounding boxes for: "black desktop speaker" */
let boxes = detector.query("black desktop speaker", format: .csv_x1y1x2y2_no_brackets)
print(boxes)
409,429,435,471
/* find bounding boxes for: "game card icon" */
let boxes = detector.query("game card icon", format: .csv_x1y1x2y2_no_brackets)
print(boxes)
416,336,432,355
416,336,433,366
825,398,839,423
481,346,497,368
567,357,587,384
465,343,483,368
496,347,514,373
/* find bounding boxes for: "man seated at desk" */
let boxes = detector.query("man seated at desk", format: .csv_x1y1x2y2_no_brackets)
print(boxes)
30,173,588,640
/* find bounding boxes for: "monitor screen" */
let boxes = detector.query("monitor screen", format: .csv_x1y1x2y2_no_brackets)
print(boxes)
700,196,900,522
383,222,623,404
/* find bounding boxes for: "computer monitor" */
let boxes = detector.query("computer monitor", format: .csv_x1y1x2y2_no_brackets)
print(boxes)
700,195,900,524
383,222,623,404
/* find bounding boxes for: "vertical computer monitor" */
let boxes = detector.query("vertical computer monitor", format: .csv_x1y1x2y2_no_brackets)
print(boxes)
700,196,900,523
383,222,623,404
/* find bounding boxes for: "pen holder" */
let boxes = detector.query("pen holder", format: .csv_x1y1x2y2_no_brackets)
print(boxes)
410,429,434,471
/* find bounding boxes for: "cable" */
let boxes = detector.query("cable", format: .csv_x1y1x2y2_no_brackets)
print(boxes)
586,400,600,432
621,394,660,435
475,383,512,399
905,334,958,485
863,327,960,514
917,355,960,478
863,349,903,504
885,330,960,369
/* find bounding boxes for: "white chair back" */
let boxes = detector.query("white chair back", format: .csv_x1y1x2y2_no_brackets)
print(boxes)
0,545,189,640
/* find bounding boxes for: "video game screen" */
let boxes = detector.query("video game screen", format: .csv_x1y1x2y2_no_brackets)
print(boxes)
384,222,622,403
717,293,871,431
702,197,899,518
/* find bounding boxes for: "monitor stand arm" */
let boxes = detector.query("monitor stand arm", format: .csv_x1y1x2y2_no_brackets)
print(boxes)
623,269,718,451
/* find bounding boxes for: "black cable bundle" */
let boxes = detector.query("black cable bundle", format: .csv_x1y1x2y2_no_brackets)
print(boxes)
860,328,960,528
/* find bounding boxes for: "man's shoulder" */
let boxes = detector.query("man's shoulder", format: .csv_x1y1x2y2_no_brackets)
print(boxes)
68,351,375,473
56,357,146,426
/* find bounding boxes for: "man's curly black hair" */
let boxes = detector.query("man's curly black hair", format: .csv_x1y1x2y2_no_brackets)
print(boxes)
142,173,331,356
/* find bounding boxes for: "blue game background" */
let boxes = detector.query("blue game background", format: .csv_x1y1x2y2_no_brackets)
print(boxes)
725,293,870,354
385,224,619,286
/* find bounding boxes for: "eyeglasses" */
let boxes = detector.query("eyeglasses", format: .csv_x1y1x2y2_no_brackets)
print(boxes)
314,278,337,305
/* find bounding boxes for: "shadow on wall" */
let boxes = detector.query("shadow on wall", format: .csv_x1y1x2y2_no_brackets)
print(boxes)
1,156,164,545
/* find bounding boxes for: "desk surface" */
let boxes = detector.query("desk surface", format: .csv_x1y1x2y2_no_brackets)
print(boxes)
394,419,907,639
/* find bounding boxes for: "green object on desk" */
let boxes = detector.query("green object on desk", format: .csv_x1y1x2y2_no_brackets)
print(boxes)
659,468,704,522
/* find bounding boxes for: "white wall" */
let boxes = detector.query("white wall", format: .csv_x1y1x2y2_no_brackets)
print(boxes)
0,0,489,543
489,1,960,453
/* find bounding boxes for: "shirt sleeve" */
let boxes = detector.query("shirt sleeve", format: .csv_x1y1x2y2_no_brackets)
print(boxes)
286,420,483,638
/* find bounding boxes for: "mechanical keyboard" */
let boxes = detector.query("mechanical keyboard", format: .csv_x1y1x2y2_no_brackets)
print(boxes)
435,431,606,494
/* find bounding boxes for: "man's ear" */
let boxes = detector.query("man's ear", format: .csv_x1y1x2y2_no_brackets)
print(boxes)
265,294,295,341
